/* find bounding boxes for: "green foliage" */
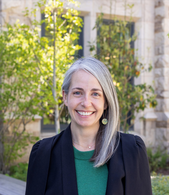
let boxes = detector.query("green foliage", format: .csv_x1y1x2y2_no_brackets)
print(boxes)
89,12,157,131
152,176,169,195
0,0,82,173
3,132,39,172
147,147,169,172
6,163,28,181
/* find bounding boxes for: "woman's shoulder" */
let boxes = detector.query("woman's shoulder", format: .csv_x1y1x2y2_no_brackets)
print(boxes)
30,129,65,155
119,132,146,154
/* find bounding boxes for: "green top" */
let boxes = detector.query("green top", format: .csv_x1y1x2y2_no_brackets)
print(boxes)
73,147,108,195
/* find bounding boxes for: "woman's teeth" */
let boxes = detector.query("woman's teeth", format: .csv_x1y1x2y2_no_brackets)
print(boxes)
77,111,93,116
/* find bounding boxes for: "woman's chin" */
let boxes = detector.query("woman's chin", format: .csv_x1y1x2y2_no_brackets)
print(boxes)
72,120,99,130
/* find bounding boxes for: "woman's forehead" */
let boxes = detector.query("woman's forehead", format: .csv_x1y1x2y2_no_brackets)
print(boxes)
70,70,102,90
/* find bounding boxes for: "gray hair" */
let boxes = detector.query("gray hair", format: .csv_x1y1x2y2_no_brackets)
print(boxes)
62,57,120,167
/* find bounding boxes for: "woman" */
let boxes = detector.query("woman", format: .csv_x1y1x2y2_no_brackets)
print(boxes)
26,57,152,195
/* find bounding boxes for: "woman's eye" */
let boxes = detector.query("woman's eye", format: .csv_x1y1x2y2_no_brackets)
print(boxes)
73,91,81,95
93,92,100,97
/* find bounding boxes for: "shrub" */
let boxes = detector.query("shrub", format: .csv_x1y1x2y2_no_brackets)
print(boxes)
147,147,169,172
152,176,169,195
6,163,28,181
89,11,157,132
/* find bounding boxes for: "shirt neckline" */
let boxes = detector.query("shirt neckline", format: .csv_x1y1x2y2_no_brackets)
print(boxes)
73,146,94,160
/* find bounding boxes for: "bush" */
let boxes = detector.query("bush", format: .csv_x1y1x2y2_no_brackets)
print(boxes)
6,163,28,181
147,147,169,172
152,176,169,195
89,12,157,132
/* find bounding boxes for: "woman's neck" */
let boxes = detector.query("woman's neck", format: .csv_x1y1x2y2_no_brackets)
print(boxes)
71,123,99,151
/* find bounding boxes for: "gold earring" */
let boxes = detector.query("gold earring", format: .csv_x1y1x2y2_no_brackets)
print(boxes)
102,118,108,125
101,109,108,125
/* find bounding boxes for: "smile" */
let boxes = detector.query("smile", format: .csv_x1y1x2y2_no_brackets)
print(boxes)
76,111,94,116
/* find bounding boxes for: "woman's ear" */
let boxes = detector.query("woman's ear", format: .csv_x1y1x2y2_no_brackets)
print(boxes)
104,99,108,110
104,102,107,110
62,90,68,106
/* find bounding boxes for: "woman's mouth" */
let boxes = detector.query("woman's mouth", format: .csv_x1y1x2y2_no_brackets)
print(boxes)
76,111,94,116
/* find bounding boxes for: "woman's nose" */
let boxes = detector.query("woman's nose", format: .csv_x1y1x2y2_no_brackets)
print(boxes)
81,95,91,107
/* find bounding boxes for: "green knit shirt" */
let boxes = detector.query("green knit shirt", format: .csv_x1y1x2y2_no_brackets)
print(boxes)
73,147,108,195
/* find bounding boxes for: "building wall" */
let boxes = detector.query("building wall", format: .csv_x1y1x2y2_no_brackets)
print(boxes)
154,0,169,151
1,0,169,157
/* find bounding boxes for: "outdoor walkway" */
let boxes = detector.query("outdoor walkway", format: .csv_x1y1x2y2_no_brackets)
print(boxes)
0,174,26,195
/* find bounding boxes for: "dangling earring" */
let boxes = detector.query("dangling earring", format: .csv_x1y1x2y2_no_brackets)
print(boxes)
102,110,108,125
102,118,108,125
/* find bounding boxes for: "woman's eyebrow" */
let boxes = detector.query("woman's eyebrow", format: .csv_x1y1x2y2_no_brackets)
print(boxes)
71,87,83,90
71,87,102,92
91,88,102,92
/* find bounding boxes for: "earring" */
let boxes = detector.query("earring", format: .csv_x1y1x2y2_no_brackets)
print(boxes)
102,118,108,125
101,110,108,125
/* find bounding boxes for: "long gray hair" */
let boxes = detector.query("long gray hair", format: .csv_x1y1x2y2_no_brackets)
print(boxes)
62,57,120,167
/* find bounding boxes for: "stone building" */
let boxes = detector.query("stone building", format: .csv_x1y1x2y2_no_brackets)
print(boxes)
0,0,169,160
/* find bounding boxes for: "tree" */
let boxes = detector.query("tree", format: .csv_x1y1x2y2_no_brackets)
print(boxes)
89,6,157,131
25,0,83,133
0,0,82,173
0,23,41,172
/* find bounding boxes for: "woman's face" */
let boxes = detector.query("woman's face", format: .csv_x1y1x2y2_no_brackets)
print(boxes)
63,70,107,130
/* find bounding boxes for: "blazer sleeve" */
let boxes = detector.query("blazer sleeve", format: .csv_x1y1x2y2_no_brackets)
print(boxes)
25,135,60,195
25,140,41,195
133,135,152,195
121,133,152,195
135,136,152,195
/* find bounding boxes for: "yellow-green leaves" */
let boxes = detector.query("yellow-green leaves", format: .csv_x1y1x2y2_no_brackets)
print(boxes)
89,13,157,132
0,0,83,173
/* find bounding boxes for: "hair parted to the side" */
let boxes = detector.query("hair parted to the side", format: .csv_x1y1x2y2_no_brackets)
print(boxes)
62,57,120,167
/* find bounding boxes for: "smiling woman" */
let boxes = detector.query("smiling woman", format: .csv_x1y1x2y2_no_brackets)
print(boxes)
26,57,152,195
62,70,107,151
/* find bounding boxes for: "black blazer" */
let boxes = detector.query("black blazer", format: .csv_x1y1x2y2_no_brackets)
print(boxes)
25,125,152,195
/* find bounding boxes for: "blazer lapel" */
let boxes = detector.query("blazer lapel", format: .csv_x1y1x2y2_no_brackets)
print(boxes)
61,125,78,195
